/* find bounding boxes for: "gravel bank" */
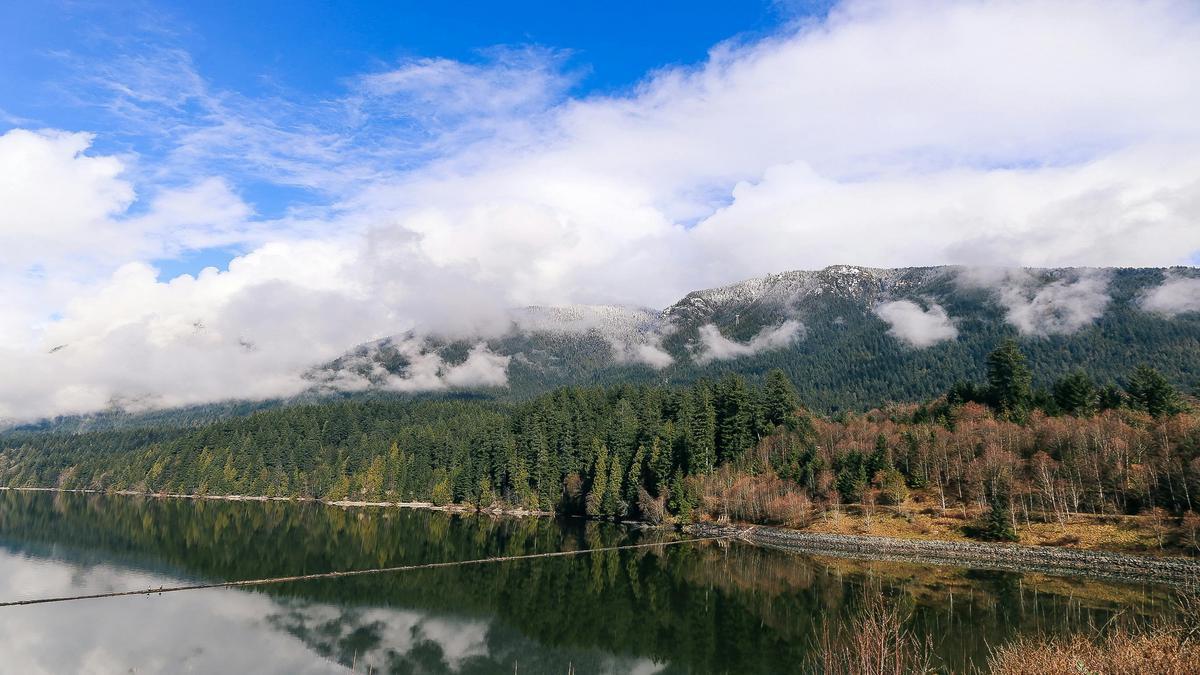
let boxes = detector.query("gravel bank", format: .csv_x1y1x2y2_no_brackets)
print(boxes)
686,522,1200,589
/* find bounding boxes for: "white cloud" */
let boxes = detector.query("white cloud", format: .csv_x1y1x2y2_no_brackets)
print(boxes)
874,300,958,348
5,0,1200,419
960,268,1112,336
694,320,804,364
1140,274,1200,317
619,342,675,370
441,344,512,388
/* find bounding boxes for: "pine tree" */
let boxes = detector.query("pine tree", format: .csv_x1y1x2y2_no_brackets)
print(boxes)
686,388,717,475
984,485,1018,542
715,374,755,464
986,339,1032,418
585,440,609,517
624,445,646,506
602,454,624,517
1126,365,1186,418
1098,383,1125,411
648,436,672,497
763,369,800,427
534,439,559,512
1052,370,1098,416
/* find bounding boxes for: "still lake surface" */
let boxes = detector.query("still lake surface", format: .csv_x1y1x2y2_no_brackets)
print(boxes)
0,490,1186,674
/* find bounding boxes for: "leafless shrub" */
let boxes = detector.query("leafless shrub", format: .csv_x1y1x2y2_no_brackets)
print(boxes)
814,594,935,675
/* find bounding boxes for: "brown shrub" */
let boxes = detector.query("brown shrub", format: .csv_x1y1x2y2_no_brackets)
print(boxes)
764,491,813,528
696,467,814,527
989,594,1200,675
636,487,666,525
815,594,935,675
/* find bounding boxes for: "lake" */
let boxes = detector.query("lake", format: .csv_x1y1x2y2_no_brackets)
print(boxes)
0,490,1186,674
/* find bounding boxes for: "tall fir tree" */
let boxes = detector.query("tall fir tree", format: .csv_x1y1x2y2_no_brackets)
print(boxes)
986,339,1032,418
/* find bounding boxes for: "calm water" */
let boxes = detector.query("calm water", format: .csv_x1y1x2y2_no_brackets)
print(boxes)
0,491,1185,674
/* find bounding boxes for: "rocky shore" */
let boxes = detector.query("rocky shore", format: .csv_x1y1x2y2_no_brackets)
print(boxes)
686,522,1200,588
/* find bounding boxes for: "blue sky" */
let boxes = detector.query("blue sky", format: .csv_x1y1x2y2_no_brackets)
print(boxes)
2,0,1199,419
1,0,818,277
1,2,799,193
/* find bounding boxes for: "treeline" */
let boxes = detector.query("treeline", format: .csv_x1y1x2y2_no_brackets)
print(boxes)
0,372,802,519
1,342,1196,537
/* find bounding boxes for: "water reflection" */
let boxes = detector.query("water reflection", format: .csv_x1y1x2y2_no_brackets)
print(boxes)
0,491,1185,673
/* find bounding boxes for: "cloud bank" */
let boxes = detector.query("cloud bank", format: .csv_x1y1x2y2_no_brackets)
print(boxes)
1141,275,1200,317
5,0,1200,420
694,320,805,364
874,300,958,348
958,268,1112,336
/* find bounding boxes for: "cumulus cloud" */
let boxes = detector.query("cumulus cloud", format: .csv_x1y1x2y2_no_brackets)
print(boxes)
6,0,1200,420
1140,274,1200,317
961,268,1112,336
874,300,958,348
694,320,804,364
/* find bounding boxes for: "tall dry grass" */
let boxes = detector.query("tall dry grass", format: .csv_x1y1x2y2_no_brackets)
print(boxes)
988,593,1200,675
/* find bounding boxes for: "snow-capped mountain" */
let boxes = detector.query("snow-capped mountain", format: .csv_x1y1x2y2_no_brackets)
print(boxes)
311,265,1200,410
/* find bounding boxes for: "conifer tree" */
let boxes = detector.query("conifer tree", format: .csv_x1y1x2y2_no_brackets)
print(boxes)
986,339,1032,418
763,369,800,427
1053,370,1098,416
586,440,609,517
1126,365,1186,418
984,485,1019,541
603,454,624,517
687,388,717,475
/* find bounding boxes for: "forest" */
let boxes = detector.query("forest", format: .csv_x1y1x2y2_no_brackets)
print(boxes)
1,340,1197,545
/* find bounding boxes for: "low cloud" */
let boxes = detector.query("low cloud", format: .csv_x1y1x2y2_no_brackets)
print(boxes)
613,341,674,370
442,344,511,388
961,268,1112,336
313,338,509,394
510,304,674,369
874,300,958,348
694,320,804,364
1140,274,1200,317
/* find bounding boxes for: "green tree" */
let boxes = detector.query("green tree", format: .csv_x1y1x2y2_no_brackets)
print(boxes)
762,369,800,428
982,485,1018,542
986,339,1032,417
1126,366,1186,418
668,468,697,522
686,388,717,475
1052,370,1098,417
585,440,609,517
602,454,624,517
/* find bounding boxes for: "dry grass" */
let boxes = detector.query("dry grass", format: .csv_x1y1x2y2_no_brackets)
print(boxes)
988,594,1200,675
763,497,1200,557
989,631,1200,674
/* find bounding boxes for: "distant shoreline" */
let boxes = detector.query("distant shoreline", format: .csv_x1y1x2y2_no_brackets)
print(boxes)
0,486,551,518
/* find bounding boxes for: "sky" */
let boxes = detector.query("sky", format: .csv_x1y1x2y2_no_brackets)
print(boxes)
2,0,1199,421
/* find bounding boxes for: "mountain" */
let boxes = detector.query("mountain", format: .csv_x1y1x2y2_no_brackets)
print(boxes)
317,265,1200,412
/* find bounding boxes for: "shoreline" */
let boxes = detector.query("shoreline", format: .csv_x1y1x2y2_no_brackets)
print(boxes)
0,486,551,518
686,522,1200,589
6,485,1198,587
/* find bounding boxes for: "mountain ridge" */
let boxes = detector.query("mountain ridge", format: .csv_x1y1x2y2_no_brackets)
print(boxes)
9,264,1199,432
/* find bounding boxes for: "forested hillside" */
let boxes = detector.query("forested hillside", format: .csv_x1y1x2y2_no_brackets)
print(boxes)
322,265,1200,413
3,342,1198,547
12,265,1198,435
